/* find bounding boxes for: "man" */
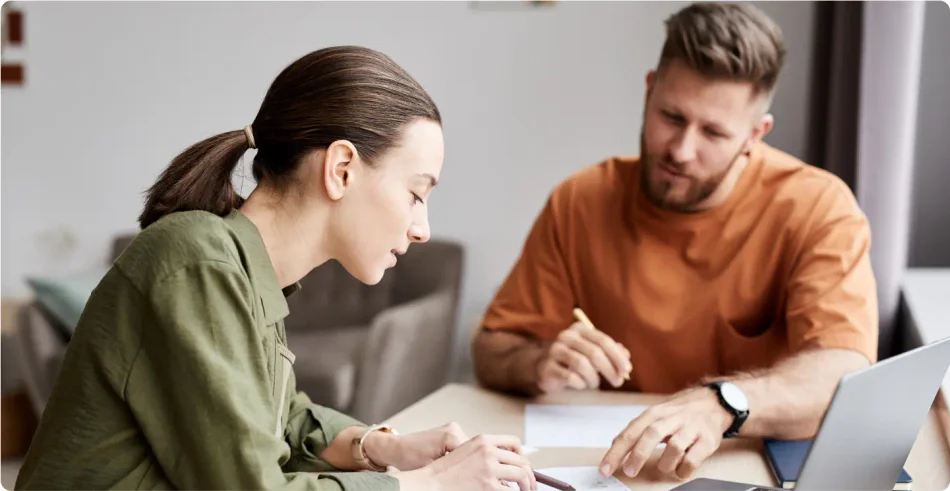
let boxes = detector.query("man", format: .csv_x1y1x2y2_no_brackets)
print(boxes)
471,1,878,483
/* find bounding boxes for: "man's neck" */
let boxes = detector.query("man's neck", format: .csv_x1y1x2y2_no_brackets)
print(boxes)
689,153,750,212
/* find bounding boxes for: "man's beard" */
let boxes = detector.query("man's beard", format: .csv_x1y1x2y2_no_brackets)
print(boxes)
638,131,743,213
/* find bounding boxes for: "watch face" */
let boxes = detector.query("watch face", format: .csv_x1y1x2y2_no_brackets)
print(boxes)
720,382,749,411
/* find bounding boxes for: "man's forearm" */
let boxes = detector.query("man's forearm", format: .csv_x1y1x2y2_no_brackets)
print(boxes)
472,329,549,396
714,348,870,439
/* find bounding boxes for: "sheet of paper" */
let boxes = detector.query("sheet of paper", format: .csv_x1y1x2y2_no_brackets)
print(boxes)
524,404,647,448
507,466,629,491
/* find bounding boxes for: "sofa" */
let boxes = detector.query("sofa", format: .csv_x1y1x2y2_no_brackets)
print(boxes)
17,234,463,424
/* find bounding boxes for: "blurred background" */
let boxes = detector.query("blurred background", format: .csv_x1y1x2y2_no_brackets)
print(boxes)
1,1,948,484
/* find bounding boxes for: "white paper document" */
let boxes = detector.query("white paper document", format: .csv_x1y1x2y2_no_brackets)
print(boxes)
507,466,629,491
524,404,646,448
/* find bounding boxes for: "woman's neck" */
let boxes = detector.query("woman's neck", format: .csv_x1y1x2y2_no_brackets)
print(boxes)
239,185,331,288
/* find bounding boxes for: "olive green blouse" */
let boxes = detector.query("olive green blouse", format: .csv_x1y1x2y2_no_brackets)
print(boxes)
15,210,400,491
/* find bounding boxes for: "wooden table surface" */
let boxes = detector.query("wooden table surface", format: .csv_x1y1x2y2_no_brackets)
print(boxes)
385,383,950,490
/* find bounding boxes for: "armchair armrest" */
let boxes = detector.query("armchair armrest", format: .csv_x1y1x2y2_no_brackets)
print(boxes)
350,289,456,423
16,303,69,416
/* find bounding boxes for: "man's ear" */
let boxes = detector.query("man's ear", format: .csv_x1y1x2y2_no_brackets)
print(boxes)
744,113,774,154
645,69,657,99
323,140,358,201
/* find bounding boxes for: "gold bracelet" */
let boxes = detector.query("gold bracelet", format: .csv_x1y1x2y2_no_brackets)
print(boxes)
351,424,398,471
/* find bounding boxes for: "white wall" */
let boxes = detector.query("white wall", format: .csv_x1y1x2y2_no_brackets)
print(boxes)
1,1,816,380
909,0,950,267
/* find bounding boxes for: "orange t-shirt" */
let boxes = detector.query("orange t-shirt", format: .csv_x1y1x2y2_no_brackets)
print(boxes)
481,142,879,394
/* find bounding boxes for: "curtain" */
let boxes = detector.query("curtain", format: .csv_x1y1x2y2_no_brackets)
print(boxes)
806,1,863,188
855,0,926,360
807,1,927,360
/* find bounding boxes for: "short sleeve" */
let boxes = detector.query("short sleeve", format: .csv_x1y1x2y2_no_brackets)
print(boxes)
785,185,879,363
481,195,576,340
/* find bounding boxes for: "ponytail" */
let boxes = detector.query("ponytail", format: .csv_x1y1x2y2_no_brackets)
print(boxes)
139,45,442,229
138,129,251,229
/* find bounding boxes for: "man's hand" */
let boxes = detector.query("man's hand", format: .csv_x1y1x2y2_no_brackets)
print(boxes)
597,348,869,480
599,387,731,480
537,321,633,393
364,422,468,471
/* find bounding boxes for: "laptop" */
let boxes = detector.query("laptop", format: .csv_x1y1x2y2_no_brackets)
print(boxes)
672,336,950,490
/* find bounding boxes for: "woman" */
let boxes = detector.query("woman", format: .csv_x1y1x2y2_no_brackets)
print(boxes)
15,46,537,491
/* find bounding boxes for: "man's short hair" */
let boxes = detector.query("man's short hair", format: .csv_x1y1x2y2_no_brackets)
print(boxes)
658,2,787,103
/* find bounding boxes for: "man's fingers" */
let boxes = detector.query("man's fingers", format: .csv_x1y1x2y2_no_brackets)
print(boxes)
656,429,699,476
600,411,656,476
676,432,719,480
560,329,622,385
620,418,681,478
574,324,632,379
565,371,588,390
539,360,584,392
550,342,599,388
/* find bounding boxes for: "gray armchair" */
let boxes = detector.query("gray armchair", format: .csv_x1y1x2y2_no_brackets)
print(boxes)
16,237,133,416
284,239,464,423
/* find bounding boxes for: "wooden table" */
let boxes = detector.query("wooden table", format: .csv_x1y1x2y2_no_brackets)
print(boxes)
903,268,950,429
385,383,950,490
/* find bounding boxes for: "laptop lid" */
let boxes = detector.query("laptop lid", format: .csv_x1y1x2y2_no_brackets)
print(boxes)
795,336,950,490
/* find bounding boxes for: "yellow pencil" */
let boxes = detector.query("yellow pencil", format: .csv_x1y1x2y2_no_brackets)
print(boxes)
572,307,631,380
572,307,597,331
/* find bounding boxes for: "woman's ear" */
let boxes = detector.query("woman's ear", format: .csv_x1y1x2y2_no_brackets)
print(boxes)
323,140,358,201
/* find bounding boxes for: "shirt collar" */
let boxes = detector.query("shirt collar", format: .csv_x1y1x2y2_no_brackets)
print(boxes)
224,209,301,325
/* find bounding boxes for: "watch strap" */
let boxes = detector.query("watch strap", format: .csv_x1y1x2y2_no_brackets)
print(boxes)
704,381,748,439
725,409,749,438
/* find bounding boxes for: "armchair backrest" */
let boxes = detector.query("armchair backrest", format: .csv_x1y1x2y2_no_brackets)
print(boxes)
285,260,398,331
389,239,464,306
112,235,136,262
285,239,464,332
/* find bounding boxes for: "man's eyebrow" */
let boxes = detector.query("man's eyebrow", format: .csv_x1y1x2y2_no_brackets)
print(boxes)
659,103,734,136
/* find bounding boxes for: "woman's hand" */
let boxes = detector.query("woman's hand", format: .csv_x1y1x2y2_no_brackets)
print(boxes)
395,434,537,491
364,422,468,471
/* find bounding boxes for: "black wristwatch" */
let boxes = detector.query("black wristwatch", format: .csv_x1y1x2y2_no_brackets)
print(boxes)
704,381,750,438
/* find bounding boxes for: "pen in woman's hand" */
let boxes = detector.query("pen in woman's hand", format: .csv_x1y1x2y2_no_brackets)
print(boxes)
533,470,576,491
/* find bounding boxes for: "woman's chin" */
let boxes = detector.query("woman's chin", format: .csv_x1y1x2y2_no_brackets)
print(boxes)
365,272,386,285
353,268,386,285
340,260,387,286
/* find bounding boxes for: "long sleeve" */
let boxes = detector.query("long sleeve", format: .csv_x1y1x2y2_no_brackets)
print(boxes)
284,390,362,472
283,390,399,489
125,260,397,490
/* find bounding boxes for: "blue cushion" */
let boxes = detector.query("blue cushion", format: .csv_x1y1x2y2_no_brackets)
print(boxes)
26,266,111,337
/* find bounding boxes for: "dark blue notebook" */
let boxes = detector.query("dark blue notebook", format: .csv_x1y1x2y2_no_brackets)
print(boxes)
763,438,913,490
